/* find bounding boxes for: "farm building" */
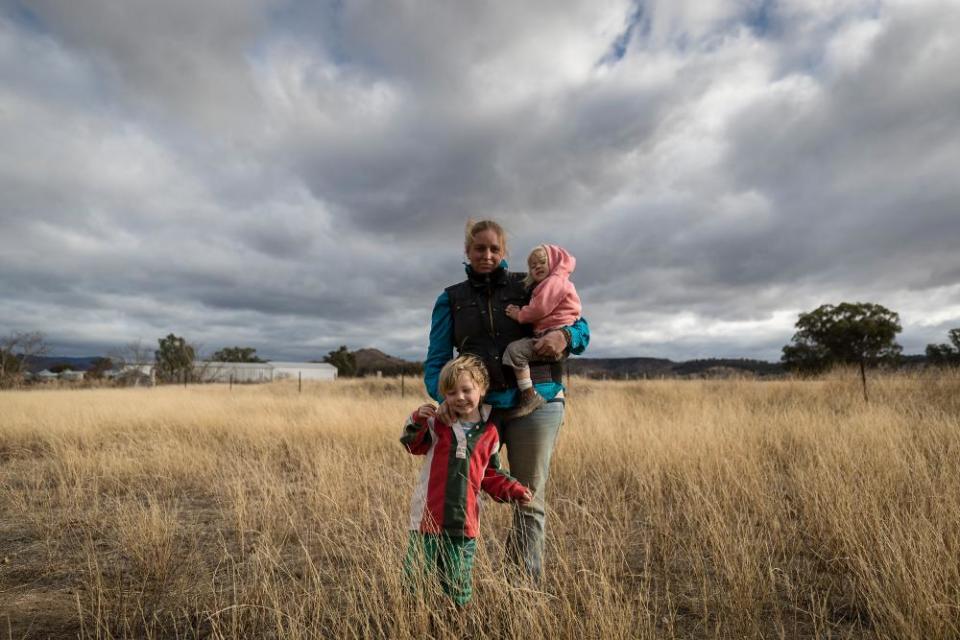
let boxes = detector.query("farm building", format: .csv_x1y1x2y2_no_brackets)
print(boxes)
270,362,337,381
195,362,274,383
112,361,337,384
117,364,156,386
193,361,338,383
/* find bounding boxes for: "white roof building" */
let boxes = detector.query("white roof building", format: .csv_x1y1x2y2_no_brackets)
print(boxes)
110,360,338,384
270,362,338,381
195,361,274,383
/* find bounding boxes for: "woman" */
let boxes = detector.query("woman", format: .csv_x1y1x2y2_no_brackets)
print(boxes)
423,220,590,582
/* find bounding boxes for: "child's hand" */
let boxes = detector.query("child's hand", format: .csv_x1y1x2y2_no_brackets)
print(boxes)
517,488,534,506
416,404,437,420
505,304,520,320
436,401,456,425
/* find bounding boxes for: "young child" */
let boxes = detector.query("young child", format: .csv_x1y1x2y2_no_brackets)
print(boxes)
504,244,582,418
401,355,533,606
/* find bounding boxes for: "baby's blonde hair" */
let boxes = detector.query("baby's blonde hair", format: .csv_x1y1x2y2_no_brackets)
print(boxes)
523,245,549,288
438,355,489,397
464,219,508,257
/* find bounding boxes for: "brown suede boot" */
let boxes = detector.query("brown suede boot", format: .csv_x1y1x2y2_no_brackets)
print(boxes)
508,387,546,419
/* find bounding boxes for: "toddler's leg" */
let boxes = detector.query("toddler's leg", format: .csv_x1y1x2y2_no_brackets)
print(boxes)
502,338,535,386
503,339,545,418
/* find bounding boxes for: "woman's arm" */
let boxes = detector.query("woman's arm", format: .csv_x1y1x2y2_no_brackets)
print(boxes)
423,291,454,402
567,316,590,354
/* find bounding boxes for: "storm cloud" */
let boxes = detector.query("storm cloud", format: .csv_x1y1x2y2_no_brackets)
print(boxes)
2,0,958,361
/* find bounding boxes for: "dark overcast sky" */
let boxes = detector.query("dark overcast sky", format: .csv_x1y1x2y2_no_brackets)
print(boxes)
2,0,959,361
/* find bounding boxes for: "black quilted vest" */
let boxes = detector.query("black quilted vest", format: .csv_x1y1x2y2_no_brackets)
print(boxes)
445,267,564,392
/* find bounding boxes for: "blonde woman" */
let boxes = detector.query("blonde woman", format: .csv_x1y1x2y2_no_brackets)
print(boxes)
423,220,590,582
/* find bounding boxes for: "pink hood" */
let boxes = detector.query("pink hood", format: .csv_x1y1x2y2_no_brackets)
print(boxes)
541,244,576,279
517,244,582,333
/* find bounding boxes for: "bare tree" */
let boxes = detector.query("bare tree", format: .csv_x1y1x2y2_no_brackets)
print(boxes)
109,339,155,386
0,331,49,389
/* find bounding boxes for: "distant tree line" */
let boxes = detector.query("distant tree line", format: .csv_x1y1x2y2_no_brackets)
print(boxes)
2,318,956,390
925,329,960,367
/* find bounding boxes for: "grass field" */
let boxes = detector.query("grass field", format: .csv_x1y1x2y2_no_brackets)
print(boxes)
1,372,959,639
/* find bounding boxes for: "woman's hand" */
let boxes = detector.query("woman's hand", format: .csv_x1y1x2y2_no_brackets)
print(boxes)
533,329,568,359
505,304,520,320
517,488,534,506
416,404,437,420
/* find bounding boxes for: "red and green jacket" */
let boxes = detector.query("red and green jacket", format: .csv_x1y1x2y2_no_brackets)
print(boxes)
401,404,529,538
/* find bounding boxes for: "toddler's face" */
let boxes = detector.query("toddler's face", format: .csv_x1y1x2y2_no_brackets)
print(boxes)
528,252,549,282
444,373,483,419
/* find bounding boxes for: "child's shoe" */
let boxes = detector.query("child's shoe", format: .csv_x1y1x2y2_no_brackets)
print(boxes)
508,387,545,419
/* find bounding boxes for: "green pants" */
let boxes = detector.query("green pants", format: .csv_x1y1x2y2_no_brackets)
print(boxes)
404,532,477,606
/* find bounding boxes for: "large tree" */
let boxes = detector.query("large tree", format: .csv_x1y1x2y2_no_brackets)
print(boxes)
109,339,155,385
925,328,960,367
211,346,264,363
155,334,196,383
781,302,902,400
0,331,48,388
324,345,356,377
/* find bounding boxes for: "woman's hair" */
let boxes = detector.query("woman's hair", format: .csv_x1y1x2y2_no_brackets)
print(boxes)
438,355,489,397
464,219,508,257
523,245,549,288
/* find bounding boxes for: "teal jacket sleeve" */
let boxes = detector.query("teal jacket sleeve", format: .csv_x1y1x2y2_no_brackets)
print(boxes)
568,316,590,355
424,291,453,402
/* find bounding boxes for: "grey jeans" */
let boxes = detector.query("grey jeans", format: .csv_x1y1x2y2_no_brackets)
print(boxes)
499,399,564,582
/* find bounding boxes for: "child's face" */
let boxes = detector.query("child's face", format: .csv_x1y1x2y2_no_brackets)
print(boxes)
528,251,549,283
444,373,484,419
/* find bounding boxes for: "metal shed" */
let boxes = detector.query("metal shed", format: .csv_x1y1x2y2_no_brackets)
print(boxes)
195,362,275,383
270,362,338,381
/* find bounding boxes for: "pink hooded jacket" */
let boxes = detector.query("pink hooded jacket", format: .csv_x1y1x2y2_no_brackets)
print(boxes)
517,244,582,334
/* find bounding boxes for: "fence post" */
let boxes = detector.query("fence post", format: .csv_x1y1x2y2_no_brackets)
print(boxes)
230,373,233,391
299,371,302,393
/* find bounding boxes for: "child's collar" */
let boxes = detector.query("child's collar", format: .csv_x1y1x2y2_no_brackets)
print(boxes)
453,403,492,426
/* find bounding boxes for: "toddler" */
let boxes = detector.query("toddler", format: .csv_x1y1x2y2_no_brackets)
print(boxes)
401,355,532,606
504,244,582,417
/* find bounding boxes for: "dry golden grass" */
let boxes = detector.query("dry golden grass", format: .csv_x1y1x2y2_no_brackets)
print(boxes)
1,372,959,639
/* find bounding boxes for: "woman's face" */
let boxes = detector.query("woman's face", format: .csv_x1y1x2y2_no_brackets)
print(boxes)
466,229,504,274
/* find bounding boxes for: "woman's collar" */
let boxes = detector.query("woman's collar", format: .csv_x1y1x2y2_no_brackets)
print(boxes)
464,260,509,286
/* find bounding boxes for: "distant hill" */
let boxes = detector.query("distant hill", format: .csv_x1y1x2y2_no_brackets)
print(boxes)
346,351,785,379
352,348,423,376
566,357,675,378
568,357,784,379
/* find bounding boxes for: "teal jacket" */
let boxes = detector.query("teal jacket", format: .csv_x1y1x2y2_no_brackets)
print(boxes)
424,262,590,408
